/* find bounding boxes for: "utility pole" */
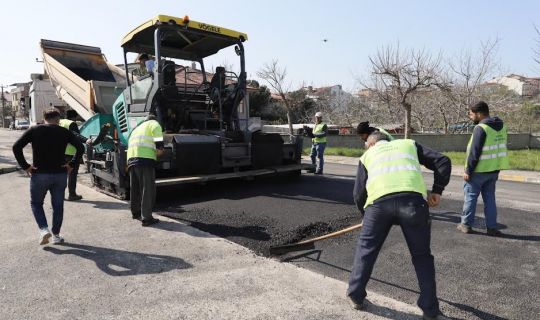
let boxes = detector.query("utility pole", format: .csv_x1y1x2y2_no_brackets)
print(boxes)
0,84,5,128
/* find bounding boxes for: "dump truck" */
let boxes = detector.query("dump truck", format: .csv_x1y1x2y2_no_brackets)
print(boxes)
42,15,311,199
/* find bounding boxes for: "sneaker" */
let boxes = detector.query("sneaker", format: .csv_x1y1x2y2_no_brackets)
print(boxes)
456,223,472,234
52,234,65,244
347,296,364,310
142,218,159,227
67,194,83,201
487,228,503,237
39,228,52,245
314,171,323,175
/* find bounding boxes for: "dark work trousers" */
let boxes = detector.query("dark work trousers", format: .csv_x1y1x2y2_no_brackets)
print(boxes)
64,155,80,196
129,165,156,221
347,192,440,317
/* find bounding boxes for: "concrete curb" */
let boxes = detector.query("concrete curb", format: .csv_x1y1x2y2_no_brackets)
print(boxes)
498,173,540,184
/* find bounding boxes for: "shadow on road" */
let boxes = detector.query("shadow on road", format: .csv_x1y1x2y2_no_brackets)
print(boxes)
431,211,539,241
144,219,216,238
76,199,127,210
286,251,507,320
358,299,423,320
43,243,192,276
156,175,356,207
157,214,271,241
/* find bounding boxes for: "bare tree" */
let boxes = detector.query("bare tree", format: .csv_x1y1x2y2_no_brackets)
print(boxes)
367,44,444,138
257,60,299,136
534,24,540,66
447,39,500,108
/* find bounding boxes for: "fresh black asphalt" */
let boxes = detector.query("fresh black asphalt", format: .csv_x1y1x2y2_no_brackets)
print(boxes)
154,165,539,320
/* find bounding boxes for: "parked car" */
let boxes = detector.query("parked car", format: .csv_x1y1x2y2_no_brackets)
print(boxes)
14,119,30,130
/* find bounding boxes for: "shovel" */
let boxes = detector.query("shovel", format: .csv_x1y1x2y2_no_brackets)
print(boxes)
269,223,363,255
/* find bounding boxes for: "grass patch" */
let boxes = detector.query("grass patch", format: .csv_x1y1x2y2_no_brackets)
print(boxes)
304,147,540,171
444,150,540,171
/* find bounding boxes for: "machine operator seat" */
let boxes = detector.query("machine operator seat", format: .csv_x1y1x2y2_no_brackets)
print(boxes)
162,60,176,85
160,60,178,100
209,66,226,104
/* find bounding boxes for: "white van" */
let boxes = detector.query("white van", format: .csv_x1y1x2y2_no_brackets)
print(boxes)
14,119,30,130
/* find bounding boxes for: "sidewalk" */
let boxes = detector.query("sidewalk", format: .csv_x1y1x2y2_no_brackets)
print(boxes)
0,170,425,320
304,155,540,184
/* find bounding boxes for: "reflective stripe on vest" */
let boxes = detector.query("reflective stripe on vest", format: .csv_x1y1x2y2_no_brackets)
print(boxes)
466,123,509,172
312,122,327,144
360,139,426,207
127,120,163,161
59,119,77,156
377,127,395,141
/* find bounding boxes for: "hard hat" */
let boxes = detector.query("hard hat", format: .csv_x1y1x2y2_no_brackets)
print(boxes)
315,112,322,117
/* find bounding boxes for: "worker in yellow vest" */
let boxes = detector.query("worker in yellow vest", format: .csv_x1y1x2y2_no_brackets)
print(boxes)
309,112,328,174
59,110,87,201
356,121,395,142
127,114,164,227
347,131,451,320
459,101,509,236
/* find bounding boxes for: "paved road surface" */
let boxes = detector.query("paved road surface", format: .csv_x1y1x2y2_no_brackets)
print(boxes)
1,128,538,319
154,166,539,320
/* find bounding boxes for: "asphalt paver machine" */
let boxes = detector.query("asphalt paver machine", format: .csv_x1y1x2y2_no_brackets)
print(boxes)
43,15,310,199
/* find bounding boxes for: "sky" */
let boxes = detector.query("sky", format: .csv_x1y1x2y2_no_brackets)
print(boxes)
1,0,539,92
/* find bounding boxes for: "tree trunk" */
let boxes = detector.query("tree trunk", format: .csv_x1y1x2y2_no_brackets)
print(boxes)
286,109,294,136
403,103,412,139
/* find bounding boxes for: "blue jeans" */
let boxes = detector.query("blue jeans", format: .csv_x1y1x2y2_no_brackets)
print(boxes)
30,173,67,235
310,143,326,173
347,193,439,317
462,172,499,229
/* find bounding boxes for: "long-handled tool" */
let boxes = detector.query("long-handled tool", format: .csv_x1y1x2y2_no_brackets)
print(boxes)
269,223,363,255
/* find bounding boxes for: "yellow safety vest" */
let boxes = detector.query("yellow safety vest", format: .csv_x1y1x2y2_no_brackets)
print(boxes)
127,120,164,161
312,122,327,144
360,139,426,207
59,119,77,156
466,123,509,172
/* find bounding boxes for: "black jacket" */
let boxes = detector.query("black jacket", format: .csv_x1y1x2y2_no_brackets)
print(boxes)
13,124,85,174
465,117,504,175
353,141,451,214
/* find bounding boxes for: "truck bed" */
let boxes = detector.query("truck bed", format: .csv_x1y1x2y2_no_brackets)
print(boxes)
40,39,127,120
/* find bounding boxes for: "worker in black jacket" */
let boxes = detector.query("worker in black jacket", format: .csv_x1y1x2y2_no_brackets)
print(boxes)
12,107,84,245
347,131,451,320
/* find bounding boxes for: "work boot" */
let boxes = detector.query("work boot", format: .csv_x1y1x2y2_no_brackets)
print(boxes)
487,228,503,237
142,218,159,227
346,296,364,310
67,194,83,201
456,223,472,234
39,228,52,245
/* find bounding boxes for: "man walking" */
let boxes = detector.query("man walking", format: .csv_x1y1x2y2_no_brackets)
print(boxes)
59,109,86,201
347,131,451,320
458,101,508,236
309,112,327,174
356,121,395,142
127,114,164,227
13,107,84,245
